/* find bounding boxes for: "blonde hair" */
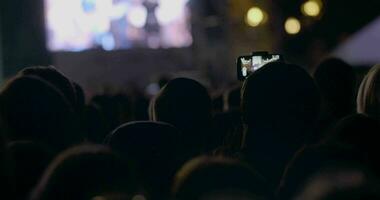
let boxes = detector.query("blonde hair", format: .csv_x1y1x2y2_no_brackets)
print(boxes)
357,64,380,118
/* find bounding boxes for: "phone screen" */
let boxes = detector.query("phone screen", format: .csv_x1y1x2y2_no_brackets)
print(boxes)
237,54,282,80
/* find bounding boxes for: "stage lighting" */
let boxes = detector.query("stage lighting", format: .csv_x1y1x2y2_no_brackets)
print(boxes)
127,5,148,28
246,7,265,27
285,17,301,35
301,0,321,17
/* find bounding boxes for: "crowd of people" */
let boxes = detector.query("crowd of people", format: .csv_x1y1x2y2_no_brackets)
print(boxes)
0,58,379,200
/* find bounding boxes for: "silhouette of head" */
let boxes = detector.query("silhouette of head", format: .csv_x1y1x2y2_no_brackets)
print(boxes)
277,145,365,200
173,156,268,200
241,62,320,188
31,145,134,200
324,114,380,175
326,114,380,151
357,64,380,119
105,121,182,199
294,165,380,200
241,62,320,150
18,66,78,112
150,78,212,154
314,58,356,119
0,75,81,152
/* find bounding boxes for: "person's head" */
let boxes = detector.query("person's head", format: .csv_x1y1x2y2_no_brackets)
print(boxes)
241,62,320,151
326,114,380,151
357,64,380,119
325,114,380,177
314,58,356,119
277,145,366,200
0,76,81,152
18,66,77,111
105,121,182,199
173,156,268,200
294,164,380,200
31,144,135,200
150,78,212,154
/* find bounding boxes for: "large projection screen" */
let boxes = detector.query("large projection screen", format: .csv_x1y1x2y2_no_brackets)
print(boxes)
45,0,192,52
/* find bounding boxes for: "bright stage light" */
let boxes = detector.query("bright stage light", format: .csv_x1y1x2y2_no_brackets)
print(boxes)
285,17,301,35
246,7,265,27
127,5,147,28
301,0,321,17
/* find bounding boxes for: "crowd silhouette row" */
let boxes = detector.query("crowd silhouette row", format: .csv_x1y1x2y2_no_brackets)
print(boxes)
0,58,380,200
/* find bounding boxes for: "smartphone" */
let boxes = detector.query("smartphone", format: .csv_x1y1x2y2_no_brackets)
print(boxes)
237,52,283,80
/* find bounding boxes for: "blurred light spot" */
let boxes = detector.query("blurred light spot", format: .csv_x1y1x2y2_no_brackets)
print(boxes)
146,83,161,96
127,6,148,28
246,7,265,27
156,0,189,25
285,17,301,35
101,34,115,51
302,0,321,17
132,194,146,200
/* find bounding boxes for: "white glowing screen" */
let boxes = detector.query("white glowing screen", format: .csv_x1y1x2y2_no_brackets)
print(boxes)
45,0,192,51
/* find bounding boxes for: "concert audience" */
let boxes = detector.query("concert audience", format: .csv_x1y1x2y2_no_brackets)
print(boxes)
0,59,378,200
